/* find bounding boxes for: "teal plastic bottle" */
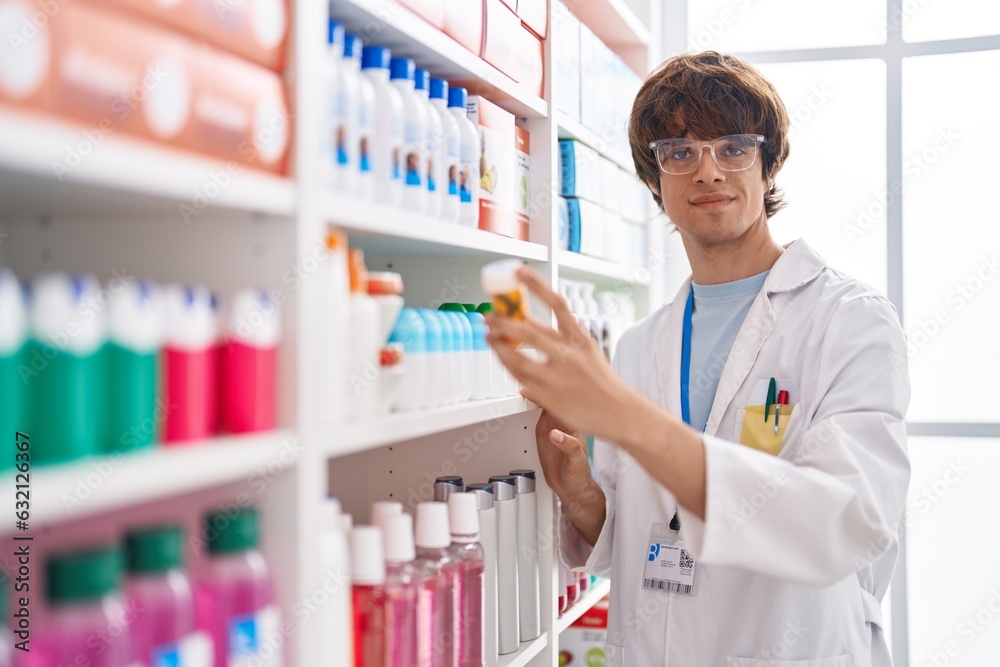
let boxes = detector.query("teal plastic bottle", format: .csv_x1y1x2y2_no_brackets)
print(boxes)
0,269,27,473
25,273,107,464
106,280,165,454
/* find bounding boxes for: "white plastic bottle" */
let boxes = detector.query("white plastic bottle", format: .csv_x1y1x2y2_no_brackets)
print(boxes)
436,310,459,406
388,308,428,412
327,20,358,194
463,309,491,401
465,484,498,667
344,33,375,200
445,310,473,403
417,309,446,408
414,68,443,220
448,86,480,228
509,470,540,641
488,475,519,654
429,78,461,224
361,45,403,207
347,249,380,419
447,493,486,667
390,57,428,215
318,497,352,667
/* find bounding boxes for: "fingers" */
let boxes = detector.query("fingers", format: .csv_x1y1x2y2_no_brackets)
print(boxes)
549,428,584,455
516,266,586,337
488,333,544,385
486,315,561,358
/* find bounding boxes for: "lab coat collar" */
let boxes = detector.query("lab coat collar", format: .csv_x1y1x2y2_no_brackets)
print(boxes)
652,238,826,437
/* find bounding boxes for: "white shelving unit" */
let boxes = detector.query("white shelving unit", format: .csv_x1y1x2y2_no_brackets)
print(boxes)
0,0,658,664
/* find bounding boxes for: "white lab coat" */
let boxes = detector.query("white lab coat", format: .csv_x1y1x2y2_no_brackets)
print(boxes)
566,239,910,667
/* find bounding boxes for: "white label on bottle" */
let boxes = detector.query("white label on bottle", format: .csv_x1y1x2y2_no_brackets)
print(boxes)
227,606,282,667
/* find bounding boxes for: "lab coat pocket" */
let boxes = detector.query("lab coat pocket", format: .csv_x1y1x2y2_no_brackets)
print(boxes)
726,654,854,667
737,404,795,457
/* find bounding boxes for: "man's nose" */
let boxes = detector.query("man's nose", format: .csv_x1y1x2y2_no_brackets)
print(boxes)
693,145,725,183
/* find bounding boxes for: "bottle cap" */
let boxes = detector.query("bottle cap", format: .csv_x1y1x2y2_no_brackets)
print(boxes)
414,68,429,91
205,507,259,555
429,78,448,101
448,493,480,539
320,497,342,529
107,279,165,352
327,19,344,46
0,268,27,354
510,469,537,494
433,476,464,502
475,302,493,314
125,525,183,574
367,272,403,296
388,308,427,354
341,513,354,533
48,547,121,604
383,513,416,564
489,475,516,501
438,302,466,312
415,502,450,549
348,248,368,294
371,500,403,531
350,526,386,585
447,86,468,109
163,283,216,350
344,33,362,61
361,45,390,70
465,483,495,510
29,272,106,354
389,57,415,81
223,287,281,348
481,259,524,296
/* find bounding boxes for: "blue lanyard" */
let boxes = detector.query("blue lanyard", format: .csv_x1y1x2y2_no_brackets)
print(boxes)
680,288,694,427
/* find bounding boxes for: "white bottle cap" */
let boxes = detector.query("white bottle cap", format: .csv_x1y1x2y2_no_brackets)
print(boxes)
383,513,416,564
163,284,217,350
320,497,342,529
415,502,450,549
108,280,165,352
341,513,354,533
29,272,106,355
0,268,27,354
447,493,479,540
223,288,281,348
371,501,403,531
480,259,523,296
350,526,386,585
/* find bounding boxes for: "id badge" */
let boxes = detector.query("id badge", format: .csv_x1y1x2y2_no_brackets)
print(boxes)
642,522,697,595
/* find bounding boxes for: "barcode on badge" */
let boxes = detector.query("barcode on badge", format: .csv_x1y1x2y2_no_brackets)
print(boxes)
642,578,693,594
679,549,694,569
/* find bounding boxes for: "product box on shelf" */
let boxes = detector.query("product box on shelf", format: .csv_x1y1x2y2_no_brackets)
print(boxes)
481,0,522,82
7,0,290,174
0,0,53,113
467,95,522,240
444,0,484,54
560,595,610,667
559,139,600,201
577,198,605,257
399,0,444,28
517,24,544,98
578,22,600,130
517,0,548,39
557,196,570,251
553,1,580,120
85,0,288,70
514,125,530,236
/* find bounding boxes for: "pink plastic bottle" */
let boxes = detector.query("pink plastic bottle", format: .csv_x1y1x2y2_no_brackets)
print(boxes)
414,502,457,667
382,513,419,667
350,525,386,667
446,493,485,667
219,289,280,434
125,525,211,666
163,285,218,443
38,547,130,667
196,508,281,667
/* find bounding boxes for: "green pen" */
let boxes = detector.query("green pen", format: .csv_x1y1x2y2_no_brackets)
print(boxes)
765,377,777,422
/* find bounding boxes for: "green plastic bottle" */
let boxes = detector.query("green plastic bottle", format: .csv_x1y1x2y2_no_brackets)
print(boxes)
25,273,107,465
0,269,27,473
106,280,164,454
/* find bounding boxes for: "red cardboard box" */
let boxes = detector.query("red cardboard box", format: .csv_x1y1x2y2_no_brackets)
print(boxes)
514,125,530,239
518,24,544,97
443,0,484,54
0,0,54,113
517,0,548,39
399,0,444,29
481,0,521,81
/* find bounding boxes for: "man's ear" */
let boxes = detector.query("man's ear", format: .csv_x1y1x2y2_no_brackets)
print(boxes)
646,180,660,197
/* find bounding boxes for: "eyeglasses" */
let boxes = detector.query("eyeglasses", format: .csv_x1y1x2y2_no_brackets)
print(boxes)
649,134,766,175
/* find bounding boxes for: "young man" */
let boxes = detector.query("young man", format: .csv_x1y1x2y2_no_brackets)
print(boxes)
486,52,910,666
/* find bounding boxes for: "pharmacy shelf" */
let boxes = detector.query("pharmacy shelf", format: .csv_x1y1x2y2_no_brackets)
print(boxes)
557,578,612,634
566,0,650,75
0,109,295,219
15,430,297,528
500,631,551,667
322,397,538,458
556,112,635,173
329,197,549,261
557,250,651,286
330,0,547,119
